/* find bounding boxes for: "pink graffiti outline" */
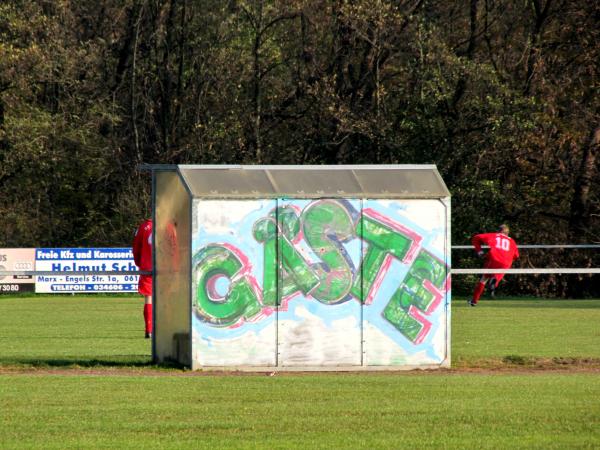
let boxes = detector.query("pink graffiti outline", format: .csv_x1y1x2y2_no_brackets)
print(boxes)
363,254,393,305
422,280,444,314
206,273,228,302
409,305,432,345
444,274,451,292
405,271,450,343
279,289,301,312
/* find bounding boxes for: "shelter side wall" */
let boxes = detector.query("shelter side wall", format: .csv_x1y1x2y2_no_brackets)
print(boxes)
155,171,191,365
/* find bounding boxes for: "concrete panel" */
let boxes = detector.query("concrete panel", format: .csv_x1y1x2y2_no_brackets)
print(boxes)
277,199,363,366
360,199,450,366
191,200,277,367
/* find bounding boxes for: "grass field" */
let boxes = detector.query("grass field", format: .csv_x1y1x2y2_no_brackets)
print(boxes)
1,295,600,448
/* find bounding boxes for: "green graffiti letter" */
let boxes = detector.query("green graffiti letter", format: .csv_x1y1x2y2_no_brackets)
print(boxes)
351,214,415,302
193,245,261,326
383,250,447,344
253,216,278,306
302,200,356,304
277,206,320,298
254,206,319,303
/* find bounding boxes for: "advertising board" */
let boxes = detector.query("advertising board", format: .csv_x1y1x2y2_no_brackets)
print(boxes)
0,248,35,294
35,248,140,293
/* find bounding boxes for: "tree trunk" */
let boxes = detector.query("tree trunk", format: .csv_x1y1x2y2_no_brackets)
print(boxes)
568,125,600,241
252,1,264,163
523,0,553,95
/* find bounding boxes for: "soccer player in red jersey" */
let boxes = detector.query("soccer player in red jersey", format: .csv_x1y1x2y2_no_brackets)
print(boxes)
469,224,519,306
133,218,153,337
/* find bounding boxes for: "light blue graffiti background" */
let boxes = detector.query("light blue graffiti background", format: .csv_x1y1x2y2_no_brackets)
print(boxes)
192,199,278,350
191,198,450,363
362,200,450,363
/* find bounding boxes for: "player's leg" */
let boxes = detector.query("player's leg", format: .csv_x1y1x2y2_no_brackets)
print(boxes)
470,275,487,306
488,274,505,298
138,275,153,338
143,295,153,339
486,277,497,297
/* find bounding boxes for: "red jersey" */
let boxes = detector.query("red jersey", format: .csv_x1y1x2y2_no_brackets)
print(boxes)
133,219,152,296
133,219,153,272
471,232,519,268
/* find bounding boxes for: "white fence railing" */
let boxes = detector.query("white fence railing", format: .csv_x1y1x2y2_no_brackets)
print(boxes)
451,268,600,274
453,244,600,249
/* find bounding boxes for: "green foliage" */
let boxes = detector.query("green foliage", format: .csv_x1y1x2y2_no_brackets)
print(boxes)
0,1,598,295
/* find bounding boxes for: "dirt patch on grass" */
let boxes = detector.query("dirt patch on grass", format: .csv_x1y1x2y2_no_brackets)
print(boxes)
1,357,600,377
440,356,600,374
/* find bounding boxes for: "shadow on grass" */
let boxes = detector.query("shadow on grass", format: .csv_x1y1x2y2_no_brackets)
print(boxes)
486,300,600,309
0,357,186,370
452,354,600,370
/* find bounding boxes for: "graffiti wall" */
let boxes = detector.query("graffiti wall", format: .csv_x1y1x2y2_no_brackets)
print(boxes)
191,198,450,368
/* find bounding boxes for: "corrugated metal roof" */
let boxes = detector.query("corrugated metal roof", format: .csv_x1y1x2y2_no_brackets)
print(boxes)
172,165,450,198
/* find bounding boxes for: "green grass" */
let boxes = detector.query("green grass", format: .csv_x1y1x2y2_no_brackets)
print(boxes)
1,373,599,448
452,297,600,366
1,295,600,448
0,295,151,367
2,295,599,369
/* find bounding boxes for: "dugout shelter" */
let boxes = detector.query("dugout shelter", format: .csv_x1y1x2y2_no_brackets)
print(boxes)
149,165,451,370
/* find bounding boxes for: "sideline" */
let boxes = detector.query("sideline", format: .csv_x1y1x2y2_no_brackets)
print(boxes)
1,361,600,377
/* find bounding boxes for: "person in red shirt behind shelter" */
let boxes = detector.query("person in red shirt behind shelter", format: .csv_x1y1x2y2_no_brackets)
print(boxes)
469,224,519,306
133,218,153,337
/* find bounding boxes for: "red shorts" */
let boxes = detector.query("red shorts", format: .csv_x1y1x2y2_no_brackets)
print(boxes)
138,275,153,296
483,258,511,283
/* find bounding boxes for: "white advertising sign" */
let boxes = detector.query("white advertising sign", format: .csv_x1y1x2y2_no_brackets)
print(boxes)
35,248,140,293
0,248,35,294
